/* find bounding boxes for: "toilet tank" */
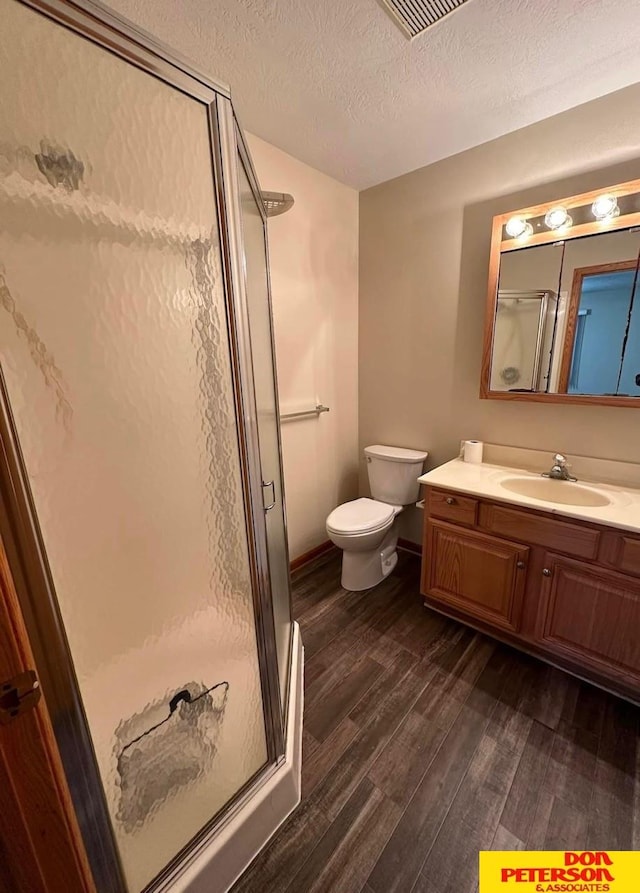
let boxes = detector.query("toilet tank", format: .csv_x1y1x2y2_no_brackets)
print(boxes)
364,445,428,506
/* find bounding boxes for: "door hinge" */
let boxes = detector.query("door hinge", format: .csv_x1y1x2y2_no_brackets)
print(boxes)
0,670,41,725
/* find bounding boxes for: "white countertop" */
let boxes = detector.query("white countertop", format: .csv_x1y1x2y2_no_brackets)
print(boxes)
418,458,640,534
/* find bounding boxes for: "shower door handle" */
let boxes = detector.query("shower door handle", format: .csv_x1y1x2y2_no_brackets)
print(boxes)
262,480,276,512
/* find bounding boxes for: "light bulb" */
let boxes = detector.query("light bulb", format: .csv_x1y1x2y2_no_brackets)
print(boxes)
591,194,619,221
505,216,533,239
544,206,572,230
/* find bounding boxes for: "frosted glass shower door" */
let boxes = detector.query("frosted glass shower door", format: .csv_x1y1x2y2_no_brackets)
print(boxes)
236,149,293,712
0,1,270,891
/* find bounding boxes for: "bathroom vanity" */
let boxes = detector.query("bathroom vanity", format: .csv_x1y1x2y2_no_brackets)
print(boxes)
432,175,640,703
419,459,640,703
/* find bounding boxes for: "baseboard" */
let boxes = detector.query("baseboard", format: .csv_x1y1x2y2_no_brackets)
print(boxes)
290,540,334,571
292,539,419,568
398,537,422,557
164,624,304,893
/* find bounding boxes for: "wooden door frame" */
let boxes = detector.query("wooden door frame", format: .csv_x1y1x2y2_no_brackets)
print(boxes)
0,536,95,893
557,259,638,393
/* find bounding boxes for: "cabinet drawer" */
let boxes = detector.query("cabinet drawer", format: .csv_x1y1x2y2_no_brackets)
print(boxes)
427,489,478,526
482,503,599,560
615,536,640,577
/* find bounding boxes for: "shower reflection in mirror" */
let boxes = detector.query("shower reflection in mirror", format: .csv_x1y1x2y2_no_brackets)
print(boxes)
490,291,558,393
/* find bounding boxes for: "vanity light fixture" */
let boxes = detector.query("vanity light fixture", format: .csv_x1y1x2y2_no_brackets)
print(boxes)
591,193,619,221
544,205,572,230
505,216,533,239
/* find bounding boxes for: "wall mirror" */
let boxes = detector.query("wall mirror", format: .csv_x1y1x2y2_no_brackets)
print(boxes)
481,179,640,406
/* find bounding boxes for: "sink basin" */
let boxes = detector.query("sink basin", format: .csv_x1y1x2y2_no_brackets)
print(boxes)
499,476,612,507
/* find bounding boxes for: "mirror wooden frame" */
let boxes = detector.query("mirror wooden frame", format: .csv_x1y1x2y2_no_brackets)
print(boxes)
480,178,640,407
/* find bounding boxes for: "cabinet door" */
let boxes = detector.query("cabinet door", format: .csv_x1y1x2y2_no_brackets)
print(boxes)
424,520,529,633
537,554,640,687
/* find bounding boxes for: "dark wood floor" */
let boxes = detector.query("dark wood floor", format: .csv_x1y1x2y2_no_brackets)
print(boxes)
232,549,640,893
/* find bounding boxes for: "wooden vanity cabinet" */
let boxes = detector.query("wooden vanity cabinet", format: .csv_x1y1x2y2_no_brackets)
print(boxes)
421,487,640,702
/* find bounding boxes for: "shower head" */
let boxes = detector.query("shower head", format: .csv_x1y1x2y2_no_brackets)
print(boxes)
261,191,294,217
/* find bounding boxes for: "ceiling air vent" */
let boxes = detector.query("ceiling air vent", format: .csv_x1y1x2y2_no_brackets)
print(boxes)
376,0,471,39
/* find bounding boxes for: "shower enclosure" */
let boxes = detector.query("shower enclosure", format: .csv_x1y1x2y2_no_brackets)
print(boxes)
0,1,296,891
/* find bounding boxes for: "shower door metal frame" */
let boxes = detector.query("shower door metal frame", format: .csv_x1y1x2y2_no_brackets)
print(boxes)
211,103,289,740
237,121,295,728
220,107,295,728
0,1,288,890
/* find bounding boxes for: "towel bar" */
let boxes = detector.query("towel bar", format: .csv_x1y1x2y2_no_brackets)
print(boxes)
280,403,330,422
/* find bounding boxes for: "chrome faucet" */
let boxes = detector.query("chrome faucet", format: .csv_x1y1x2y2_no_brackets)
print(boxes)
543,453,577,482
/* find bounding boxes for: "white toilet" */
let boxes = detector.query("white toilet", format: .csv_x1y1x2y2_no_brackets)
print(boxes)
326,445,428,591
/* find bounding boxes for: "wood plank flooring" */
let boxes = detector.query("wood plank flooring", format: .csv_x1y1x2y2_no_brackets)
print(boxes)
232,549,640,893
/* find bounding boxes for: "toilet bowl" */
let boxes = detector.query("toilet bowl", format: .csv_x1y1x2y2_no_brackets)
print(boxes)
326,498,402,591
326,445,428,591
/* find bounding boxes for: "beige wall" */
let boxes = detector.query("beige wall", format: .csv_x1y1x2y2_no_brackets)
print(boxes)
246,134,359,560
359,83,640,544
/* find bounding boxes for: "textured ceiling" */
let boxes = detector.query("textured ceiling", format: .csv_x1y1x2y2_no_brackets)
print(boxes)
106,0,640,189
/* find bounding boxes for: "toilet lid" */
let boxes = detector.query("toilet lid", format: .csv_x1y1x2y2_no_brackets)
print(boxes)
326,498,394,535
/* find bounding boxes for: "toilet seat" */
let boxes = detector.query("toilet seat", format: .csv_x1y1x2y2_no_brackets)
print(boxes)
326,498,394,536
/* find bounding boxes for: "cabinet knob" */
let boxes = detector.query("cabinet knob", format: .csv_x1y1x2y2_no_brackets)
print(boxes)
542,568,552,577
446,497,456,505
516,560,526,569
